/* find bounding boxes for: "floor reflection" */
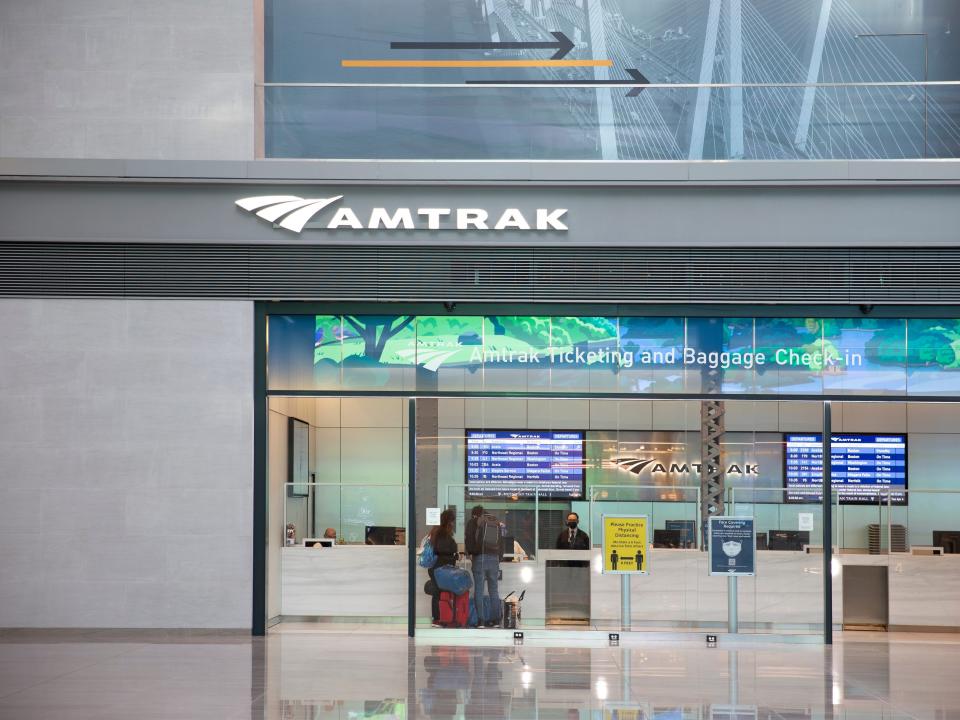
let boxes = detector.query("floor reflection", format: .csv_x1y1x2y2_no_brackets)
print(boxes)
267,635,945,720
0,630,956,719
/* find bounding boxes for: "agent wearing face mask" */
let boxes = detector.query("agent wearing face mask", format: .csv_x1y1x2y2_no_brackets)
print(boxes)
555,512,590,550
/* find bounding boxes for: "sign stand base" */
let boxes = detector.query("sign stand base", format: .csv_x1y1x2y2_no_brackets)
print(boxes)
621,574,631,631
728,575,738,633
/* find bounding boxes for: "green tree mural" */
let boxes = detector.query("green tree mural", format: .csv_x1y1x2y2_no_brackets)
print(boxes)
342,315,415,362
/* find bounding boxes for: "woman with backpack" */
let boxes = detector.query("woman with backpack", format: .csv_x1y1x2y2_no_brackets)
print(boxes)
427,509,459,626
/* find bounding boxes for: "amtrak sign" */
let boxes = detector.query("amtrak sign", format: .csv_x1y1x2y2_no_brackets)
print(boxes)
235,195,568,234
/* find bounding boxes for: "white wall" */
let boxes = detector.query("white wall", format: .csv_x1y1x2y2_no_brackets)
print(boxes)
0,299,253,628
0,1,254,160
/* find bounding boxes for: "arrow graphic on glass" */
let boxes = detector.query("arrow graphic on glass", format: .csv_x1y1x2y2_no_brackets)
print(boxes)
343,31,650,96
343,30,609,69
467,68,651,97
389,31,576,60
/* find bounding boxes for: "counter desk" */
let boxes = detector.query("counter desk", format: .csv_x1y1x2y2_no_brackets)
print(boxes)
282,545,407,617
282,545,960,630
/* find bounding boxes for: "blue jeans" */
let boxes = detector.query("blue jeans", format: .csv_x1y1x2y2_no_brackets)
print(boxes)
471,554,500,624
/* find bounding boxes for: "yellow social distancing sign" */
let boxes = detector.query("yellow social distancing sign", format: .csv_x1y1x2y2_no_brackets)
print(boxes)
602,515,649,574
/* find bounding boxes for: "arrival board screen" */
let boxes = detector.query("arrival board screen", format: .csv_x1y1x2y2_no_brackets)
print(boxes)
784,434,907,505
466,430,585,499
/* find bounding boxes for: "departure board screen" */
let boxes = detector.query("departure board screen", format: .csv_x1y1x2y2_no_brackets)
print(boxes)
466,430,585,499
784,434,908,505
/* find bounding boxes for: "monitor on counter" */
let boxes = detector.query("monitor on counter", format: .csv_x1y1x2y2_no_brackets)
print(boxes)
665,520,697,548
783,433,907,505
653,529,685,548
768,530,809,551
303,538,335,548
365,526,403,545
933,531,960,554
465,430,585,500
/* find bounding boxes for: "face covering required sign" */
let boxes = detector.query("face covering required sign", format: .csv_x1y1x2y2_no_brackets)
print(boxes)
602,515,649,575
708,517,756,577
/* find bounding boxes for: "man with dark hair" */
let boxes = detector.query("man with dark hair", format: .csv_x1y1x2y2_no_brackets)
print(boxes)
465,505,502,627
556,512,590,549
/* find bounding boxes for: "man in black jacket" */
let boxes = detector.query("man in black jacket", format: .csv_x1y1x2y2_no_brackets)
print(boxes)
556,512,590,549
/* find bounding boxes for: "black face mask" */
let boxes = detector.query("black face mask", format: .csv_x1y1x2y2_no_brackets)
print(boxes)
567,521,578,529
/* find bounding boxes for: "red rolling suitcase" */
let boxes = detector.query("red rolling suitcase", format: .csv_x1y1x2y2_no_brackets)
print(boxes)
438,591,470,628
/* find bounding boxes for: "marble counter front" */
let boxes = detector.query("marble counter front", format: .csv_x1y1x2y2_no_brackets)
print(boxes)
415,549,829,627
281,545,960,629
281,545,406,617
841,553,960,629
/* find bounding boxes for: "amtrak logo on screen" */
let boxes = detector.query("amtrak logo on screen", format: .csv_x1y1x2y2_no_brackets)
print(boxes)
612,457,759,476
235,195,568,234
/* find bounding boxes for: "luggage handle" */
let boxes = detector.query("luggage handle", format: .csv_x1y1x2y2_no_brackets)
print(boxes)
517,590,526,602
503,591,515,602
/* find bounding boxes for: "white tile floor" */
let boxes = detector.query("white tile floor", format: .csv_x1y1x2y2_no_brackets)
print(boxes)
1,629,959,718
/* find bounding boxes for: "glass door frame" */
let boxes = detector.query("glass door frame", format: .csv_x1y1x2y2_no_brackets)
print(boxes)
254,302,960,639
255,386,960,640
400,394,843,641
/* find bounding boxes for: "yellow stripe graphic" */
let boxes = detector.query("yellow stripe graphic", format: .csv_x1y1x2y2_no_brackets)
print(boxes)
342,59,612,68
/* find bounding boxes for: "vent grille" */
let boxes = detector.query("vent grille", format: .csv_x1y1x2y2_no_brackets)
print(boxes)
0,242,956,304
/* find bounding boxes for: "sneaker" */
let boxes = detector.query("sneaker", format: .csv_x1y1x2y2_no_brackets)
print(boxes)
431,621,441,628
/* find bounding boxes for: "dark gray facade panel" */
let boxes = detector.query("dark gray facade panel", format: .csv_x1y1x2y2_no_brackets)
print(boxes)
1,181,959,248
2,242,960,304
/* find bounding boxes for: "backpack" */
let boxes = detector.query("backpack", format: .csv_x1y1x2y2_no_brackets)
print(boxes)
475,513,500,554
419,539,436,568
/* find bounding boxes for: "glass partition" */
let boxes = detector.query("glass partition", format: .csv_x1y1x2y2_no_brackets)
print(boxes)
266,85,960,160
265,0,960,160
827,401,960,631
284,483,407,546
267,396,409,624
265,384,960,633
414,397,829,635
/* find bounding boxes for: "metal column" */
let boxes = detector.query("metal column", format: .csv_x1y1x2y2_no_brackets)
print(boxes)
585,0,619,160
822,400,833,644
407,397,417,638
728,0,744,159
795,0,833,151
688,0,722,159
700,399,726,540
252,303,267,636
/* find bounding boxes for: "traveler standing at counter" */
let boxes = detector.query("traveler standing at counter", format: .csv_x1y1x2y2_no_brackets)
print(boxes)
428,509,459,627
556,512,590,549
465,505,502,627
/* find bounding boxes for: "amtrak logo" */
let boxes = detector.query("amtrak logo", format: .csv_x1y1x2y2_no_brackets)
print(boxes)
235,195,344,233
235,194,568,234
611,457,758,476
612,458,658,474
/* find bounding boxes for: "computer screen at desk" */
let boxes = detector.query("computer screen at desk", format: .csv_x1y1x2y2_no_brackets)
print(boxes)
365,526,401,545
933,531,960,554
664,520,696,548
768,530,809,551
653,529,685,548
303,538,335,548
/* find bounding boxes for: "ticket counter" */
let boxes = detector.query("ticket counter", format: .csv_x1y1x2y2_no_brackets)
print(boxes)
545,552,592,625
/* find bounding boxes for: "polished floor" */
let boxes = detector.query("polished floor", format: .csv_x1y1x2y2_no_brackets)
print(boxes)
2,630,960,719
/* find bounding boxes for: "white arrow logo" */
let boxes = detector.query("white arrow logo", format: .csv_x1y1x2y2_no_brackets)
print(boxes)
235,195,343,233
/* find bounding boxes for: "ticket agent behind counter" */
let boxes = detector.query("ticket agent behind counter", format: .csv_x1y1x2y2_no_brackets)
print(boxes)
548,512,591,624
